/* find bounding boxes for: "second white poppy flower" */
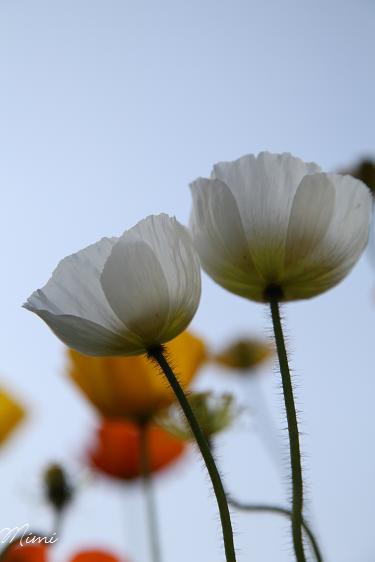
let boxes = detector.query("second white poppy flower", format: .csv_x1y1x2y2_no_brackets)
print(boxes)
190,152,372,302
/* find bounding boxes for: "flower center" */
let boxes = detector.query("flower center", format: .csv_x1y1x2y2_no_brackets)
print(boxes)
264,284,284,301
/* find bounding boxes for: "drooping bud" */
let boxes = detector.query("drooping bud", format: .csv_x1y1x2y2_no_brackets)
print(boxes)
43,464,73,514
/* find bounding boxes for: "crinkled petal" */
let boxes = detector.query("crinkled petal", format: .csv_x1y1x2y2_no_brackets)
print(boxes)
212,152,321,280
24,237,125,334
28,310,144,356
190,177,264,300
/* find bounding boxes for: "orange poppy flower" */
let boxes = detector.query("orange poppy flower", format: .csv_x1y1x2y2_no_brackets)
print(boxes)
68,331,206,421
2,544,47,562
70,551,123,562
2,545,125,562
0,387,25,446
90,420,185,480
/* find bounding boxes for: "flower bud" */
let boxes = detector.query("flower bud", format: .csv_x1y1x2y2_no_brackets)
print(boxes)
157,391,237,441
343,159,375,196
214,338,273,372
43,464,73,513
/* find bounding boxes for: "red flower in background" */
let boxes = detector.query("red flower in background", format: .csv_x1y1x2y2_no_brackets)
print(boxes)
3,544,125,562
3,544,47,562
71,551,122,562
90,420,185,480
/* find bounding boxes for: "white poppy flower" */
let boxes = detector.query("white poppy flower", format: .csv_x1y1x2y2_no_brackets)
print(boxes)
190,152,372,302
24,214,201,356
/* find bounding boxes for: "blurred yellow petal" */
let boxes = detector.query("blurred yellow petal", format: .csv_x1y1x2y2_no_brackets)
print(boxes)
214,338,273,372
68,330,206,420
0,388,25,445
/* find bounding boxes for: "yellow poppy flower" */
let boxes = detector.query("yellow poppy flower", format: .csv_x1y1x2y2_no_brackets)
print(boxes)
0,388,25,445
67,331,206,421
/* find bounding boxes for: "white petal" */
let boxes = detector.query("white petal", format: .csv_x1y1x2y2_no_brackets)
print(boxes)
126,215,201,338
24,237,126,334
212,152,321,280
101,214,201,346
190,177,264,300
283,173,372,300
285,173,335,267
101,238,171,343
27,310,144,356
324,174,372,263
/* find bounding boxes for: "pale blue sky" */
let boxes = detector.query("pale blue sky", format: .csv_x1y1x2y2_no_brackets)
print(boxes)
1,1,374,561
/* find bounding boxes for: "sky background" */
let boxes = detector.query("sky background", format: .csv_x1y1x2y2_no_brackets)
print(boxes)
1,1,375,561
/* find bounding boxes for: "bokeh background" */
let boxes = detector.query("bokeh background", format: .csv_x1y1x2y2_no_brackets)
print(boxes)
1,1,374,561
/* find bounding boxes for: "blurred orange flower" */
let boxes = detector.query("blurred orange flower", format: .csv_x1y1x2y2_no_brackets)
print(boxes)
70,551,123,562
0,387,25,446
90,420,185,480
68,331,206,421
2,544,47,562
2,545,125,562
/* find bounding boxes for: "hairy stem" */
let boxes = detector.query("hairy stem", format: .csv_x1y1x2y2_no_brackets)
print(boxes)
269,296,306,562
228,497,323,562
139,422,162,562
148,346,236,562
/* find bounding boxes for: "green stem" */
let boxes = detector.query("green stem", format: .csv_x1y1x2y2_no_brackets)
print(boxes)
269,296,306,562
148,347,236,562
139,422,162,562
228,497,323,562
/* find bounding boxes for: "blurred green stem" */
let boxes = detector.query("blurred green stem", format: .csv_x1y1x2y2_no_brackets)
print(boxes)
148,346,237,562
269,295,306,562
52,509,63,540
139,422,162,562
